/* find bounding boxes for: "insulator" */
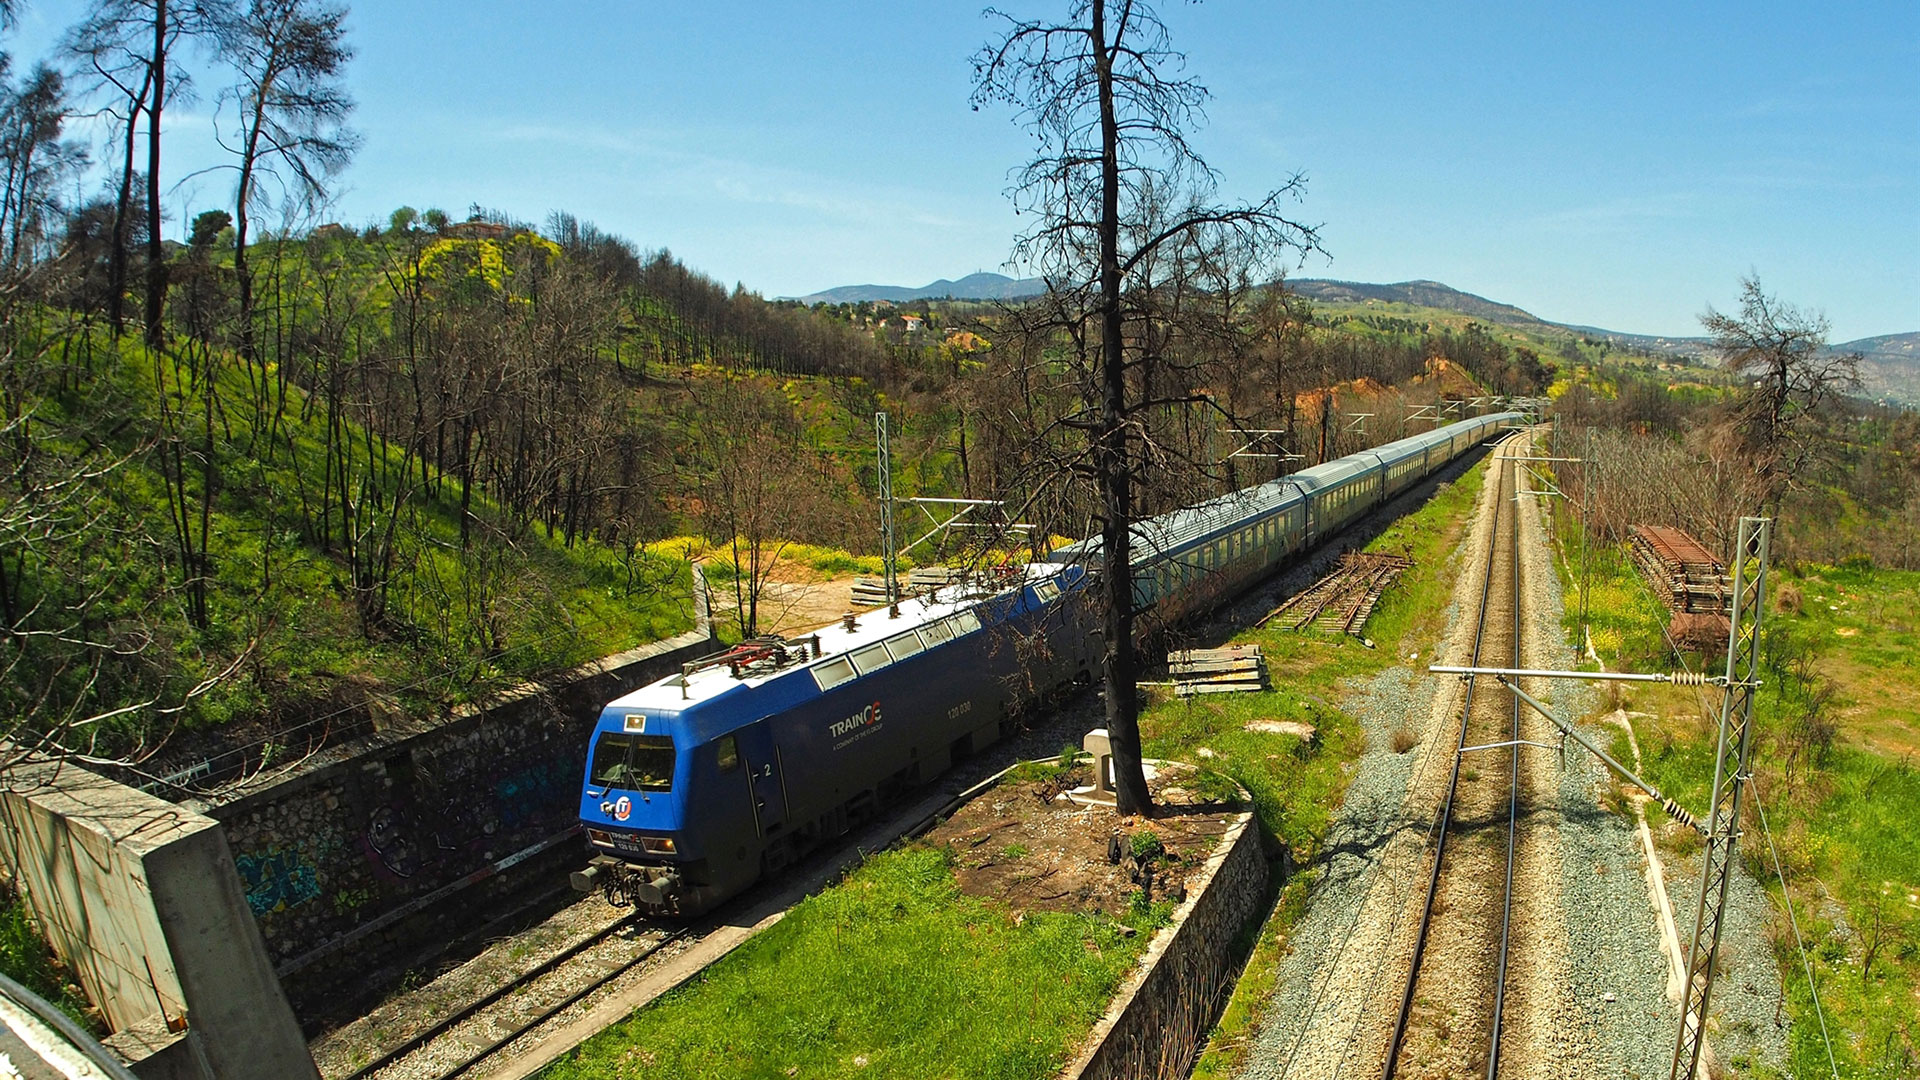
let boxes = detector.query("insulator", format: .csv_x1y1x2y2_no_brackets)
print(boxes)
1670,671,1710,686
1662,797,1702,833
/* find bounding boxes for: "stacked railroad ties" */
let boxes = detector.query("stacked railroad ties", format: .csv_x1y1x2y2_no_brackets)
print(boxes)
850,567,970,607
1628,525,1734,651
1168,645,1268,696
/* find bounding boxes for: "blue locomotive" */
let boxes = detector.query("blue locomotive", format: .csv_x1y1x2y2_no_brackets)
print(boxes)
571,411,1522,914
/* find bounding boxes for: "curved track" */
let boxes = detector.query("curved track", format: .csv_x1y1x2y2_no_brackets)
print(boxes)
1384,442,1526,1080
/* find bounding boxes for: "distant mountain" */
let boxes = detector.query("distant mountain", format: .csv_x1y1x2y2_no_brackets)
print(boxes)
1288,279,1541,325
793,272,1917,403
1291,278,1722,358
1836,332,1920,407
791,272,1045,305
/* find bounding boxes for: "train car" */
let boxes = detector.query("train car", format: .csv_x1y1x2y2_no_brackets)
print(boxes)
1046,412,1522,629
573,412,1522,915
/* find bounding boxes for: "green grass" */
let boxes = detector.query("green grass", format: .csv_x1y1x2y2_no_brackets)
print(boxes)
539,848,1165,1080
1542,508,1920,1077
0,887,93,1031
1768,562,1920,757
1548,519,1673,670
1631,722,1920,1079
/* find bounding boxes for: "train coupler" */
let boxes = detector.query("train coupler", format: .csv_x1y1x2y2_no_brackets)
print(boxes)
570,854,622,893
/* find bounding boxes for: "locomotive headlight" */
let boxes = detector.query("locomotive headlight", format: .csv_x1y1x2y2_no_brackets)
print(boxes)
637,835,677,855
587,829,615,847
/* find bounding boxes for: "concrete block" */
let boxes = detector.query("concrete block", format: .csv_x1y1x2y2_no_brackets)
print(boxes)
105,1016,200,1080
1082,728,1117,802
0,758,317,1080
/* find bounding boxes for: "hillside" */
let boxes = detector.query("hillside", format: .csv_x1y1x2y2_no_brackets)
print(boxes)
792,271,1045,305
1288,278,1541,325
7,324,695,777
805,273,1920,402
0,212,928,770
1837,331,1920,406
801,273,1733,363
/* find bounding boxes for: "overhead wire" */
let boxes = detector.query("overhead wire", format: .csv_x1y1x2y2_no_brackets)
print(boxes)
1753,785,1841,1080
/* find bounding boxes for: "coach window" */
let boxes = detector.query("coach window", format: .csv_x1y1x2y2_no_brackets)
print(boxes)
715,735,739,772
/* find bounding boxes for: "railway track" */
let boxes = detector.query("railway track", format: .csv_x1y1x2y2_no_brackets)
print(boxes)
324,910,689,1080
1259,552,1413,635
1383,441,1528,1080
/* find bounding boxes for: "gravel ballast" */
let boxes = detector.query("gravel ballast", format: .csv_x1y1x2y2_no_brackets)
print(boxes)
1236,433,1701,1080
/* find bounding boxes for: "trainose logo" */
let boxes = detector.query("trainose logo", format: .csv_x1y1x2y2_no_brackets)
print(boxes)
829,702,882,739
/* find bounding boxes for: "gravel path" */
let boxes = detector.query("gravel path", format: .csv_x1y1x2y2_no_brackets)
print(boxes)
1236,431,1684,1080
1513,456,1671,1080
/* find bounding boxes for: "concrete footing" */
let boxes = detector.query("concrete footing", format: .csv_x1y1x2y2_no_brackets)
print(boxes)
0,758,317,1080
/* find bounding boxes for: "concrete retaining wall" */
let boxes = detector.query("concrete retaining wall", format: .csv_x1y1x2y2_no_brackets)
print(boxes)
189,628,713,1019
1062,803,1268,1080
0,759,316,1080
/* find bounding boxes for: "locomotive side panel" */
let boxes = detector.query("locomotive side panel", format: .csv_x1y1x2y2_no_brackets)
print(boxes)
759,589,1096,849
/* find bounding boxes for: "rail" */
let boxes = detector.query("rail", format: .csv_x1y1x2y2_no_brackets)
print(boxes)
1383,435,1523,1080
340,919,688,1080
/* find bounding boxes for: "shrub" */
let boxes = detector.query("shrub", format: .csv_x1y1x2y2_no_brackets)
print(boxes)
1129,830,1163,861
1776,583,1804,615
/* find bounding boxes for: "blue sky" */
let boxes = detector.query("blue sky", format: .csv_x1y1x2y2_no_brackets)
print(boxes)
11,1,1917,340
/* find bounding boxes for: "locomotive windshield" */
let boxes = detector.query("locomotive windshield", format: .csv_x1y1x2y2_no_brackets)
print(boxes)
590,733,676,791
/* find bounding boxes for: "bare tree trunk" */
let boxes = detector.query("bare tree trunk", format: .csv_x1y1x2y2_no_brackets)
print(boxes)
1092,0,1151,816
109,68,150,339
233,93,268,367
142,0,167,350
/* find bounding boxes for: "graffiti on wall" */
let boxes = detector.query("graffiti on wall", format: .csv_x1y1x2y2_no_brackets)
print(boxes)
493,759,570,830
364,805,425,879
235,847,322,916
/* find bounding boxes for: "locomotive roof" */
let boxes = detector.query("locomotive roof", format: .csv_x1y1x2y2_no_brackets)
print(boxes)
602,561,1068,715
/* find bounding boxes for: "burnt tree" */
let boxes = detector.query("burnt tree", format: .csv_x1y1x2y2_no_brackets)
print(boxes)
973,0,1318,814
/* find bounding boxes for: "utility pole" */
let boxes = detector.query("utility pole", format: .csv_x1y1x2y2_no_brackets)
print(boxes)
876,412,896,605
1671,517,1771,1080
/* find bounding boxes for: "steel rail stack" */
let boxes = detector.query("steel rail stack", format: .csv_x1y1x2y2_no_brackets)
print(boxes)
1629,525,1732,615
